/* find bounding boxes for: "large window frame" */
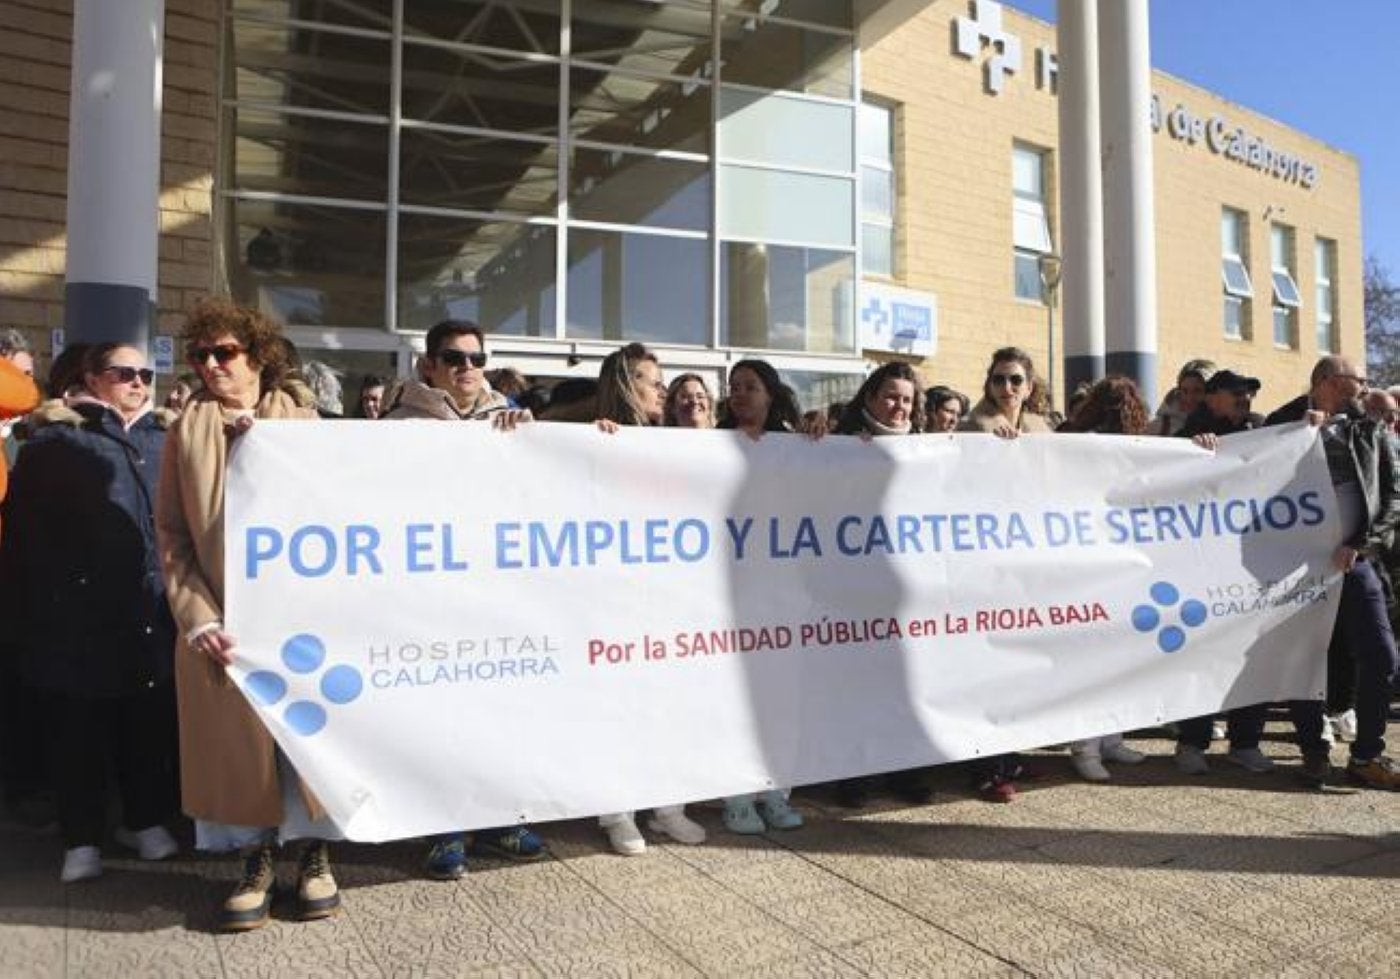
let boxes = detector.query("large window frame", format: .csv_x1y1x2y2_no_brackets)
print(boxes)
217,0,860,358
1221,207,1253,340
1314,237,1338,354
1270,223,1300,349
859,98,895,278
1012,142,1053,304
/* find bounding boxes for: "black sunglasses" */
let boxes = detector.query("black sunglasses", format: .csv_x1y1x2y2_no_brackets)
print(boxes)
990,373,1026,388
435,349,488,369
101,365,155,386
189,343,245,366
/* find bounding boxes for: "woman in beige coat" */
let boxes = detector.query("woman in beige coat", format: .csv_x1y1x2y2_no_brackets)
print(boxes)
156,298,328,931
958,346,1053,437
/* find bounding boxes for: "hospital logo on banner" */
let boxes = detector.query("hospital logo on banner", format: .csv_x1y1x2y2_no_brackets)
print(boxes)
1130,581,1210,654
243,633,364,736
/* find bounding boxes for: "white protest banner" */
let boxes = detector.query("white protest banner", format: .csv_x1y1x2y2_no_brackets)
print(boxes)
225,422,1339,841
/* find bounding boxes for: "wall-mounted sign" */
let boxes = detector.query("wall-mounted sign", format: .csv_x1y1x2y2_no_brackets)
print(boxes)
153,335,175,375
1150,96,1319,189
954,1,1320,190
844,281,938,358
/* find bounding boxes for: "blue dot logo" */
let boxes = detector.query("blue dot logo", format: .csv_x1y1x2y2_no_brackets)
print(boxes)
239,634,363,737
1131,580,1210,654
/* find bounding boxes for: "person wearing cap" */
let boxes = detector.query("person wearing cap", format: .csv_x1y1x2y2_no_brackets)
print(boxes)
1262,355,1400,790
1148,359,1216,436
1177,369,1263,441
1171,369,1278,775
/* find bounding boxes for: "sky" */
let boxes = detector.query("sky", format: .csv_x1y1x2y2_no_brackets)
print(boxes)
1002,0,1400,277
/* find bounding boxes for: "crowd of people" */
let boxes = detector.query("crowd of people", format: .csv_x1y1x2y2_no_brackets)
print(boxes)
0,303,1396,933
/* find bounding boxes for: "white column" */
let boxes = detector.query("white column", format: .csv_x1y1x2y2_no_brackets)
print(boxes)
64,0,164,349
1056,0,1105,396
1097,0,1158,405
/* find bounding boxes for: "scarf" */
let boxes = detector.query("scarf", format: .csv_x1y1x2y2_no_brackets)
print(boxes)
862,407,911,437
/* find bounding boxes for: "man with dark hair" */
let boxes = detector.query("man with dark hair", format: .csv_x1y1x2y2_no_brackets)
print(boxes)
385,320,525,424
382,320,543,875
1265,355,1400,789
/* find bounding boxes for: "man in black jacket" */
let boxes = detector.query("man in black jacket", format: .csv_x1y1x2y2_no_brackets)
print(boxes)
1265,355,1400,790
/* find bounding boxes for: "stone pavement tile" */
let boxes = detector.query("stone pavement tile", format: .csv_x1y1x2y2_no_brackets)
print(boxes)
217,904,385,979
1134,787,1308,836
758,885,918,949
0,859,66,979
529,942,703,979
836,922,1028,978
1033,828,1184,869
932,893,1113,975
855,819,1034,862
699,851,844,901
657,919,825,975
946,850,1101,898
348,879,532,974
654,833,803,876
1154,831,1382,877
1029,944,1174,979
1271,917,1400,979
731,947,867,978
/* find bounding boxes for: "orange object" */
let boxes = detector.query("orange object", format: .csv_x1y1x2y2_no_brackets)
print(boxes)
0,356,41,543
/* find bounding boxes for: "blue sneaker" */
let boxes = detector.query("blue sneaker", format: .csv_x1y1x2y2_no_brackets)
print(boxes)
471,826,547,861
424,835,468,880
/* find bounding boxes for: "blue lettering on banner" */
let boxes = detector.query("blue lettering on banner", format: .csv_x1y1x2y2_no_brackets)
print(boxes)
238,491,1327,581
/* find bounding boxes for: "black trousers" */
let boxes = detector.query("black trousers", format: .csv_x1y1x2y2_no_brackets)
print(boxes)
47,682,179,849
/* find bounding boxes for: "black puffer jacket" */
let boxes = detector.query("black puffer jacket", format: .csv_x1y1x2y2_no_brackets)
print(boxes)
1265,394,1400,555
1,399,175,697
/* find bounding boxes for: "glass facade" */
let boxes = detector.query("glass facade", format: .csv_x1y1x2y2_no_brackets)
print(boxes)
220,0,857,356
1220,207,1252,339
1012,143,1052,302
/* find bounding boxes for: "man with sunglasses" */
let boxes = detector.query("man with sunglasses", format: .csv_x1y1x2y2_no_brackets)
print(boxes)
384,319,528,426
2,342,180,881
382,319,544,877
1176,369,1263,442
1264,356,1400,790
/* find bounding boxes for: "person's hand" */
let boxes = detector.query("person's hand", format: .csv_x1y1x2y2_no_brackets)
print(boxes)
595,418,620,434
1304,409,1325,427
1332,544,1359,573
1191,433,1219,451
192,629,237,666
492,408,533,431
991,423,1019,440
225,414,255,439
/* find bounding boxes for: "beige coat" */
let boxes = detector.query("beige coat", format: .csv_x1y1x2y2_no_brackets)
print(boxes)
156,389,319,827
958,397,1054,434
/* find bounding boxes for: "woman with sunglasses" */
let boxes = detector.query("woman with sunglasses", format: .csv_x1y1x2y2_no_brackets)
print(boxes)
959,347,1052,437
155,299,334,931
591,344,709,854
957,347,1052,802
3,343,180,883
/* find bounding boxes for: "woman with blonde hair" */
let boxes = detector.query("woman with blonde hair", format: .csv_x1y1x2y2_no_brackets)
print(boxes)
156,298,329,931
593,343,708,855
664,373,716,429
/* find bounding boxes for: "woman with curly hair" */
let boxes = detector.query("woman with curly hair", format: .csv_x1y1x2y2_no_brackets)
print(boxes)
1055,375,1151,780
155,298,330,930
664,373,716,429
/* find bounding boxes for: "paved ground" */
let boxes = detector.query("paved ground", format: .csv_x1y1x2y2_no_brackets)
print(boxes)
1,719,1397,979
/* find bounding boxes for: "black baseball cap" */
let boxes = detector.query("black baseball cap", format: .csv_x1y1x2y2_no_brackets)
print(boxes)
1204,369,1261,395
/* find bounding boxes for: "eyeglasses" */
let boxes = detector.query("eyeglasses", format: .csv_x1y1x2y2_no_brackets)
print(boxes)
435,349,487,369
188,343,244,366
101,365,155,386
990,373,1026,388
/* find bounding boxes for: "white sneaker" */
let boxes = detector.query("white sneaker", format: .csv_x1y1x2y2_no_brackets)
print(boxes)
61,846,102,883
1225,747,1276,773
1174,744,1210,775
648,807,706,845
1101,743,1147,764
115,825,178,861
599,814,646,856
1071,754,1111,782
1328,709,1358,743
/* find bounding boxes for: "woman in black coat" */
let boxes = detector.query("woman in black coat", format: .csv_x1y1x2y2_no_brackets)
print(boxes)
2,343,179,882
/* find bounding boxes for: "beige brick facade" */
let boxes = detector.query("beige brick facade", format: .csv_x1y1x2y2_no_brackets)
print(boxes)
862,0,1363,413
0,0,1363,411
0,0,217,373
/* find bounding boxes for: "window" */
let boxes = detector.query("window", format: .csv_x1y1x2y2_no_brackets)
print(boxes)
221,0,859,354
1270,224,1300,348
860,100,895,277
1013,144,1053,302
1315,238,1337,353
1221,208,1252,339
